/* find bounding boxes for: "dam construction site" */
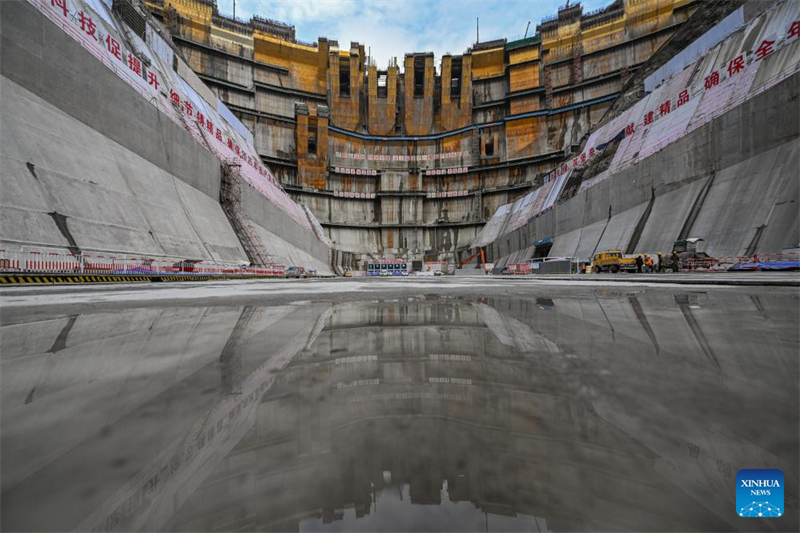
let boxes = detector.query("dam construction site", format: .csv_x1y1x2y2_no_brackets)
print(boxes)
1,0,798,531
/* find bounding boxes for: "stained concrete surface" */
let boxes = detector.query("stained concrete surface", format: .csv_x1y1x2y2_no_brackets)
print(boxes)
0,73,245,262
1,279,798,532
0,1,333,272
489,72,800,266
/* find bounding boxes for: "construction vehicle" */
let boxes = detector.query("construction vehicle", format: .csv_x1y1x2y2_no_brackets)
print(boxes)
591,250,637,273
673,238,712,269
459,248,487,273
285,266,308,279
673,238,711,258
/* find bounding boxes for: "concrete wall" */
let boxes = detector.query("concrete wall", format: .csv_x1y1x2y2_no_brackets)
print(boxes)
240,184,332,273
488,72,799,264
0,0,219,199
250,222,331,274
0,76,247,262
0,0,333,271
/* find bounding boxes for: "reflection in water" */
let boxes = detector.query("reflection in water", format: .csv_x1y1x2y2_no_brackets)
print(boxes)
299,480,548,532
1,291,798,532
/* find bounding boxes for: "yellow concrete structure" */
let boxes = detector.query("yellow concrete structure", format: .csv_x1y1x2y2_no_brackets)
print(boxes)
144,0,697,258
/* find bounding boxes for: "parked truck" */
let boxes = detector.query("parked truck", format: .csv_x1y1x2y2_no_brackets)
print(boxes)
591,250,637,273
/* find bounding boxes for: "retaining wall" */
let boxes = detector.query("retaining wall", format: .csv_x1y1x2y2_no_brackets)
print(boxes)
0,0,334,274
488,71,799,266
0,76,247,263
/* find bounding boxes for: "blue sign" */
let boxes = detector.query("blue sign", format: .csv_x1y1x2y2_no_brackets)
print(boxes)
736,469,783,517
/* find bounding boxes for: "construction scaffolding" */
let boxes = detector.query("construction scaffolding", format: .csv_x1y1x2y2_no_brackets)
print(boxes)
220,162,275,268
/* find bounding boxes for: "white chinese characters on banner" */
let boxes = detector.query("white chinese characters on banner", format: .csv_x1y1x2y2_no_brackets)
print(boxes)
333,191,377,199
335,150,470,162
427,190,470,198
426,167,469,176
333,167,378,176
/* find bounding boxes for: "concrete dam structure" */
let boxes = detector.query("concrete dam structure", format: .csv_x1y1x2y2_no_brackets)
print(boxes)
1,1,799,531
0,0,800,533
139,0,701,261
0,0,797,275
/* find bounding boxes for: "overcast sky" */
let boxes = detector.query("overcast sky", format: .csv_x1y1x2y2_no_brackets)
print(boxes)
218,0,612,69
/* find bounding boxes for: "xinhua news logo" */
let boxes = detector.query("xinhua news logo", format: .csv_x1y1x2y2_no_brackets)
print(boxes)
737,469,783,517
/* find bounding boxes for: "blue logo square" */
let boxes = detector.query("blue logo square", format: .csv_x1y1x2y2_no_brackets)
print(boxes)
737,469,784,517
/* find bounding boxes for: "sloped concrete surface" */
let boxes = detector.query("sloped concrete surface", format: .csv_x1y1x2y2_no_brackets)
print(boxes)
0,0,333,272
489,72,799,265
0,76,248,263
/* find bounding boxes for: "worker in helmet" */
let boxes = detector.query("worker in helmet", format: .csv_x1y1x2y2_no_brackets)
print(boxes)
671,250,681,272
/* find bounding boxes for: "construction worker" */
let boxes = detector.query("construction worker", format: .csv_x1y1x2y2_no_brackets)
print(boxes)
645,254,654,273
657,252,664,273
635,254,643,273
671,250,680,272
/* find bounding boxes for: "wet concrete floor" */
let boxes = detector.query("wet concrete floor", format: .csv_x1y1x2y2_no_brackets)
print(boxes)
1,280,798,531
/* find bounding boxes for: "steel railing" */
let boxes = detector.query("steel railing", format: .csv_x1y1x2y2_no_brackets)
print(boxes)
0,249,286,277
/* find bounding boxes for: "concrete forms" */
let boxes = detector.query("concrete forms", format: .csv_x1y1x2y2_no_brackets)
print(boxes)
480,0,800,269
143,0,698,259
0,0,333,274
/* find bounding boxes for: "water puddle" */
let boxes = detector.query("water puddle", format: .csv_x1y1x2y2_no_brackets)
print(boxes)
1,292,797,531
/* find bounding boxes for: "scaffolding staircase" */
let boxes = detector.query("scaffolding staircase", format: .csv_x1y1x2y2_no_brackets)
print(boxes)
220,163,274,267
472,129,481,165
573,46,583,85
544,65,553,109
471,190,483,221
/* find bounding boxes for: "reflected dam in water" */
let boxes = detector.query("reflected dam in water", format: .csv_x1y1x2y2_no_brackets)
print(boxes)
2,289,798,531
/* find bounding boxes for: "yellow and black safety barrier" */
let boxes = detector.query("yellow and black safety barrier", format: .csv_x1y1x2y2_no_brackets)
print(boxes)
0,273,282,285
